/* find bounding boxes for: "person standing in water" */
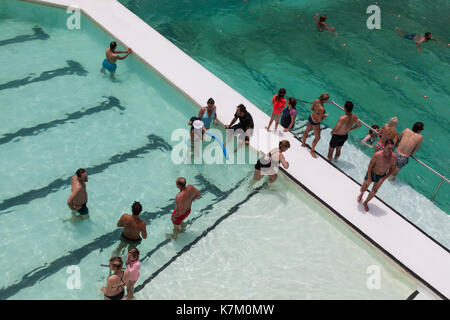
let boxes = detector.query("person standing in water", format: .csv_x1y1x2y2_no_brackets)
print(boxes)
266,88,287,132
166,177,201,240
66,168,89,221
101,256,129,300
327,101,361,161
361,125,380,148
390,122,424,179
197,98,218,129
280,97,297,133
101,41,132,79
357,139,397,212
301,93,330,158
314,13,338,36
114,201,147,256
253,140,290,184
126,248,140,300
395,28,436,52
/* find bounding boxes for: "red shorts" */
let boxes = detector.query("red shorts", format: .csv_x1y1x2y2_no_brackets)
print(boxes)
273,107,283,115
171,209,191,225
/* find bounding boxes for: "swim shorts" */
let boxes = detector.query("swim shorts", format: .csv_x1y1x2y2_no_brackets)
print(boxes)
395,151,409,169
329,134,349,148
102,59,117,73
403,33,416,40
364,171,387,183
77,203,89,215
120,233,142,247
171,209,191,226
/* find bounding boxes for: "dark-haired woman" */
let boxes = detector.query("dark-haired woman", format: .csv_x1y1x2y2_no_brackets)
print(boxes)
198,98,218,129
265,88,287,132
280,97,297,132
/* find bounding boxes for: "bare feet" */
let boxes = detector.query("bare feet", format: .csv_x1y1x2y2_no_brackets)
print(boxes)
301,142,307,147
165,233,177,240
357,194,363,203
310,150,317,158
265,126,270,132
363,202,369,212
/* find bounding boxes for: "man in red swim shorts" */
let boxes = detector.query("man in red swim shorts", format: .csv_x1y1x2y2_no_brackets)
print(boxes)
166,177,201,240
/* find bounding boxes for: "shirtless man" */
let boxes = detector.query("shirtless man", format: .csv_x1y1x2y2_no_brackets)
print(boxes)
395,28,435,52
101,41,132,79
301,93,330,158
314,13,338,36
327,101,361,161
357,139,397,212
166,177,201,240
65,168,89,221
114,201,147,256
391,122,424,179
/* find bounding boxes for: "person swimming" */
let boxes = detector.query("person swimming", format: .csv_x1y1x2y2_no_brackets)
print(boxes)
395,28,435,52
361,125,379,148
314,13,338,36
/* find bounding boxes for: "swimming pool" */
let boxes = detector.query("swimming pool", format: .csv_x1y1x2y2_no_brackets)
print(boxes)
119,0,450,246
120,0,450,200
0,0,421,299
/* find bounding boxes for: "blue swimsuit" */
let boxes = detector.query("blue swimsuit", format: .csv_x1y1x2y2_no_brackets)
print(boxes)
102,59,117,73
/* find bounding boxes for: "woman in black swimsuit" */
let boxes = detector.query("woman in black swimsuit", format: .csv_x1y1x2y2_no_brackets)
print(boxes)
101,256,129,300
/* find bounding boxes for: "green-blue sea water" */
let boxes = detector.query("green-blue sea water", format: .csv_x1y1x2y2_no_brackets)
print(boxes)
120,0,450,213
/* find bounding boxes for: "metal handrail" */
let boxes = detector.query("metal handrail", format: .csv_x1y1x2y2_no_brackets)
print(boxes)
325,100,448,201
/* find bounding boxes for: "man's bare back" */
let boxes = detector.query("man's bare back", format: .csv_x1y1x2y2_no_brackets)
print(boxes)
333,113,359,135
106,48,119,64
118,214,146,240
176,185,200,215
397,128,423,157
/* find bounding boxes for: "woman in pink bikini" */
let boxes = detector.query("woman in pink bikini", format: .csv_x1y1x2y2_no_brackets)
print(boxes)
126,248,141,300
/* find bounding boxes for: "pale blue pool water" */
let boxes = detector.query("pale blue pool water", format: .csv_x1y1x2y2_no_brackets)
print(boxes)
0,0,436,300
120,0,449,214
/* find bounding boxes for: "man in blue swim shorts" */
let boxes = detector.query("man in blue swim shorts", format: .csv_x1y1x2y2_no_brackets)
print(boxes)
101,41,133,79
395,27,435,52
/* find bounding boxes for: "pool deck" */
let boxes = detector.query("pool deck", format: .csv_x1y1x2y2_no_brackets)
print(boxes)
22,0,450,299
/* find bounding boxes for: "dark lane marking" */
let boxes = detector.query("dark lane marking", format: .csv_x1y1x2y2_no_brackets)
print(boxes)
0,173,228,299
0,60,87,91
0,134,171,214
0,26,49,47
0,96,124,146
138,175,249,265
135,180,266,293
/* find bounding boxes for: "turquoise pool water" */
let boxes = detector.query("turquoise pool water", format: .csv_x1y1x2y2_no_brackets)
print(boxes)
0,0,418,299
120,0,449,213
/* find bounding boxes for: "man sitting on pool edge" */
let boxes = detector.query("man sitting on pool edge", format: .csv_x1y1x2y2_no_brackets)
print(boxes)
101,41,133,79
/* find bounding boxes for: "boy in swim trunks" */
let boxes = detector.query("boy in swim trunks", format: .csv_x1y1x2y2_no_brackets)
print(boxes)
65,168,89,222
357,139,397,212
327,101,361,161
166,177,201,240
301,93,330,158
101,41,132,79
395,28,435,52
114,201,147,256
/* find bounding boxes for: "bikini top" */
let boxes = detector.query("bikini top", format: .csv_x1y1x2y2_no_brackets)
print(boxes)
108,271,126,291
